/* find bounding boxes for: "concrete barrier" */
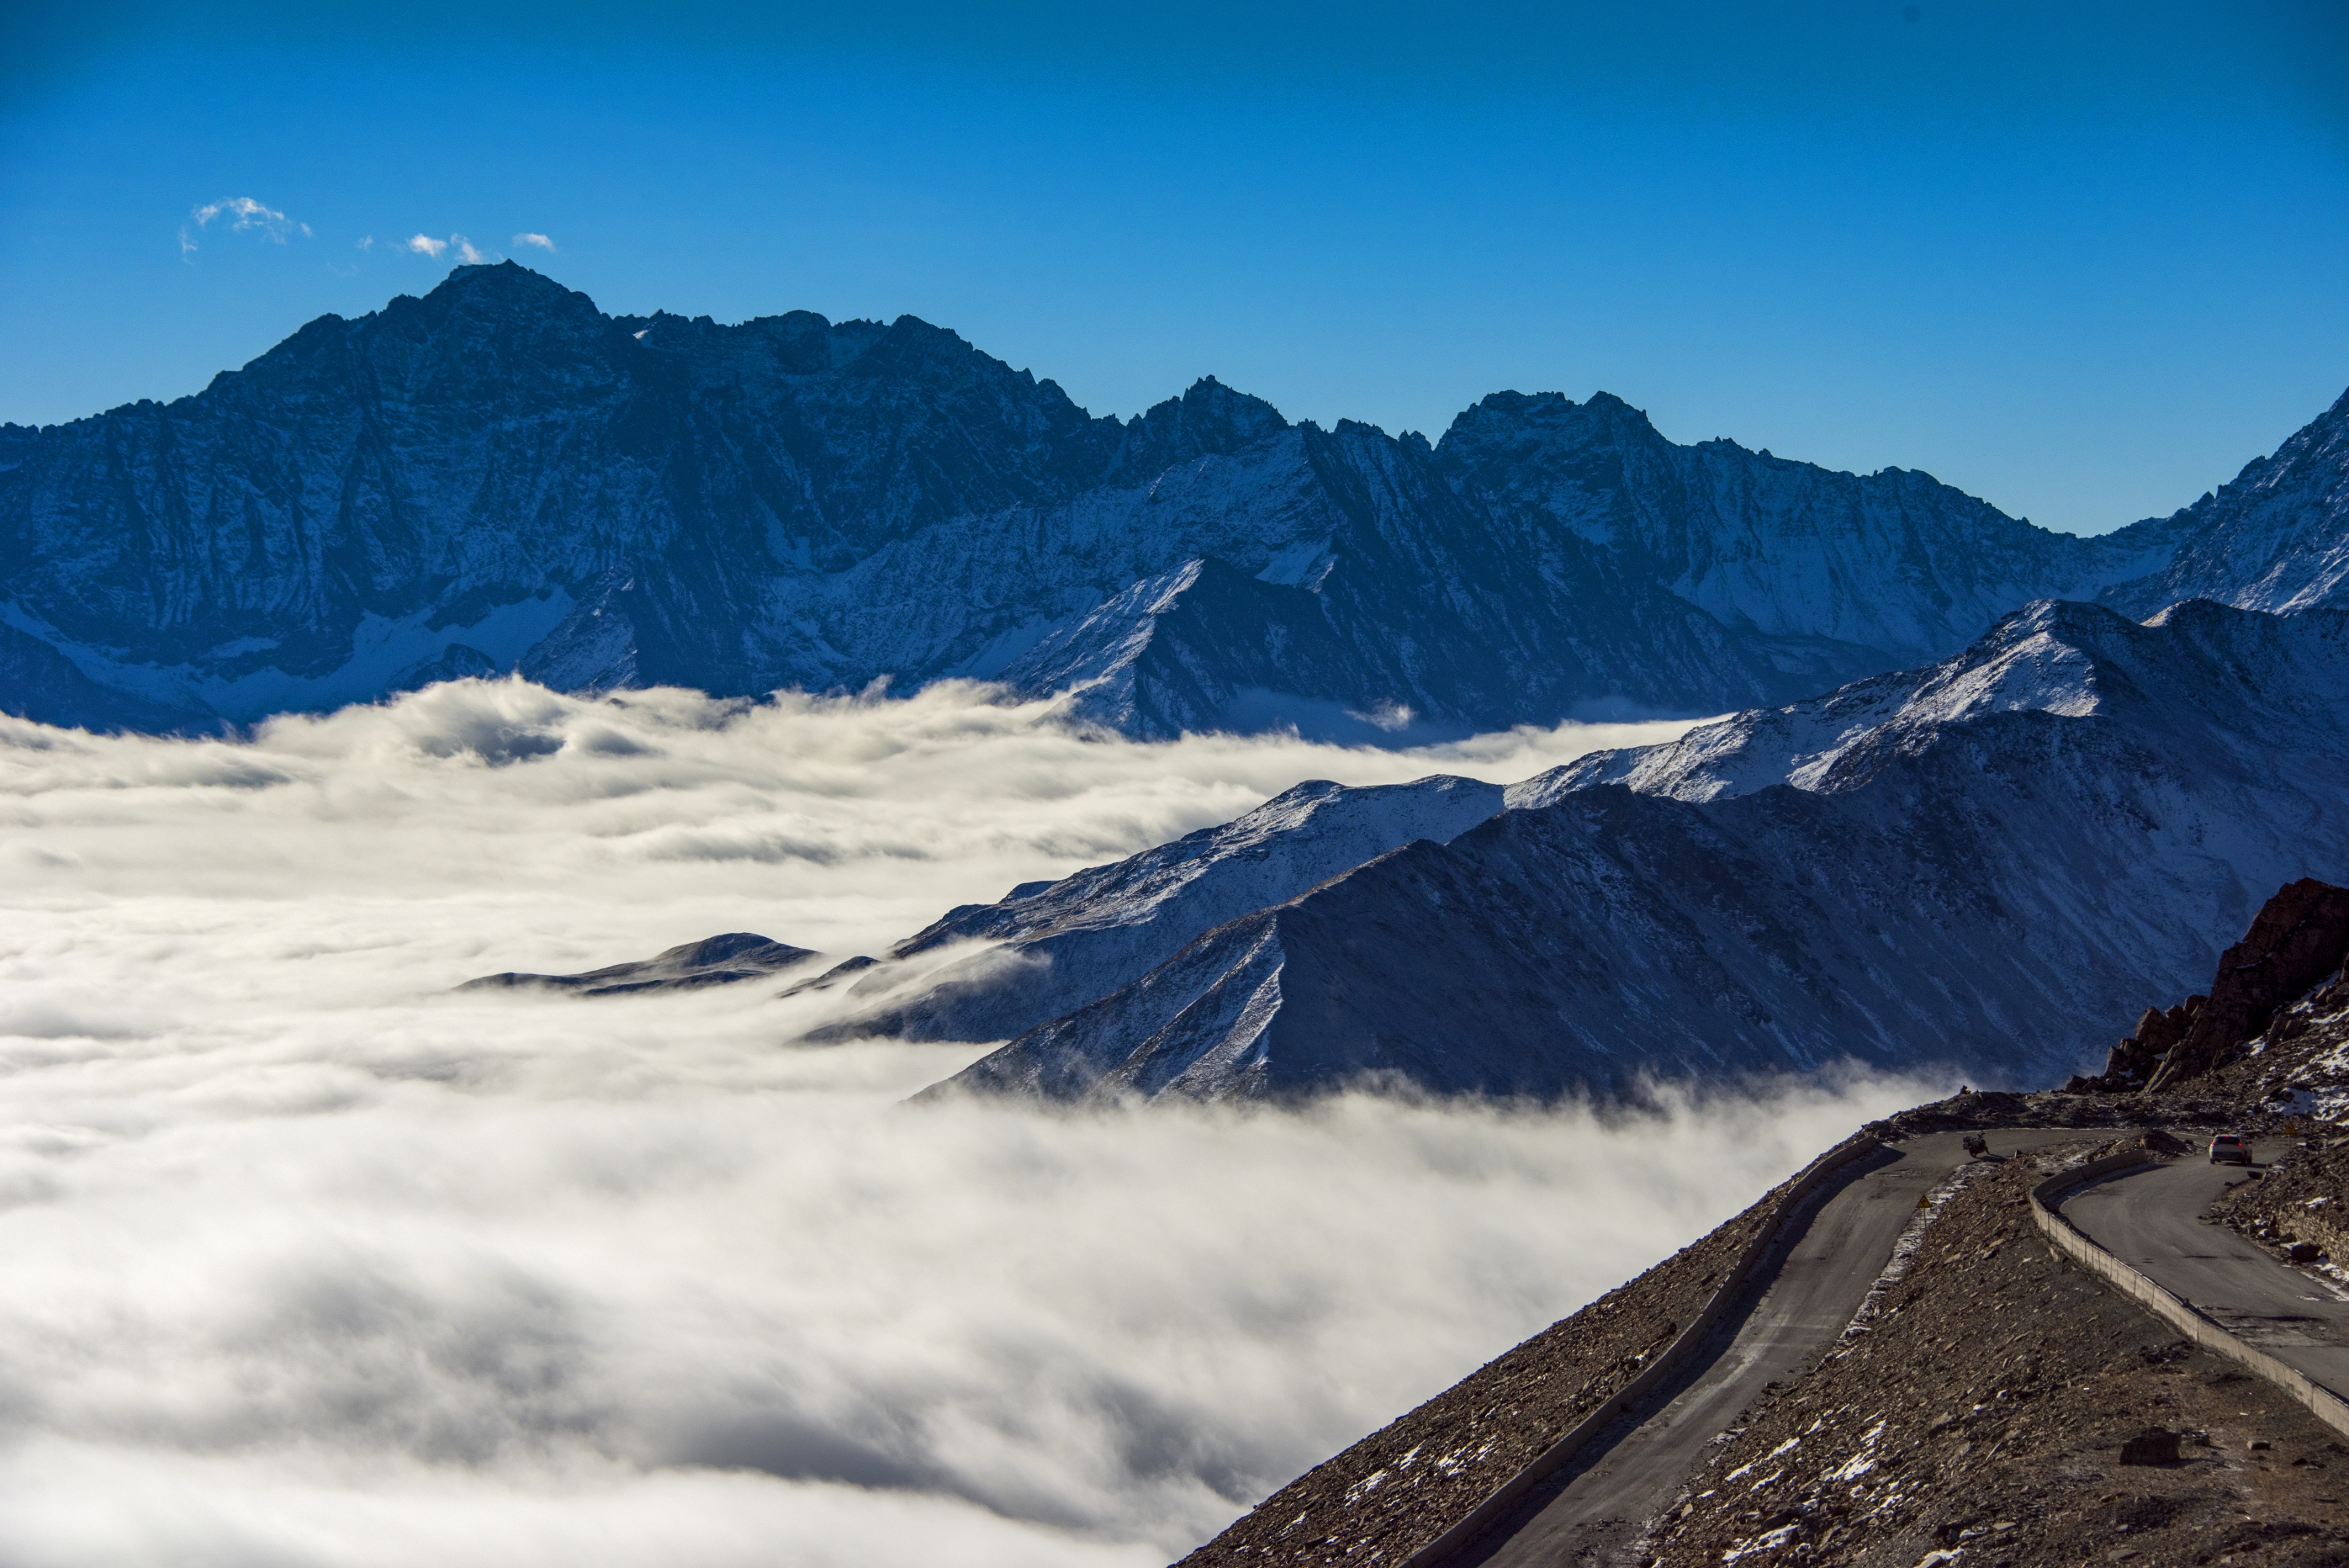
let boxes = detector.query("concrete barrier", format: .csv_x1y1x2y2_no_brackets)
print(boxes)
2031,1155,2349,1442
1404,1129,1887,1568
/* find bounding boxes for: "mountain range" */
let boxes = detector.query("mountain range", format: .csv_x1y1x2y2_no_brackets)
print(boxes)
5,261,2345,737
19,263,2349,1098
883,598,2349,1099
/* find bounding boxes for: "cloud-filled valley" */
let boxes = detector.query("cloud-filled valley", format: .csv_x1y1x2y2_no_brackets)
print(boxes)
0,679,1945,1565
8,14,2345,1561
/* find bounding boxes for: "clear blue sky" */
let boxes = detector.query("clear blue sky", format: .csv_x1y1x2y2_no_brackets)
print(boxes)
4,1,2345,535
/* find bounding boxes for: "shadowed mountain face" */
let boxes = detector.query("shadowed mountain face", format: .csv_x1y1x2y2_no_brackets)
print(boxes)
7,263,2339,736
928,600,2349,1103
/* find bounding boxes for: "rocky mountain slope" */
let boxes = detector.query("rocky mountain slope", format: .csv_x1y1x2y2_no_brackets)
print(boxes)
7,262,2339,736
810,774,1504,1045
2100,385,2349,619
2064,873,2349,1132
2080,878,2349,1095
928,600,2349,1101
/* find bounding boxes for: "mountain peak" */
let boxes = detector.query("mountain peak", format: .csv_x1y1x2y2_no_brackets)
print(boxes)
1438,387,1664,454
1105,373,1288,480
1170,375,1286,432
428,258,574,300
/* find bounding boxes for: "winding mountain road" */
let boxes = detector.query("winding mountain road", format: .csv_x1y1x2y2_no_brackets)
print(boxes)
1406,1130,2349,1567
1452,1130,2081,1567
2059,1141,2349,1398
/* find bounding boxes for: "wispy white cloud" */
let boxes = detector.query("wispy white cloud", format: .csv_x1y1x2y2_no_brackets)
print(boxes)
513,232,555,252
179,197,303,257
190,197,300,245
400,234,498,265
356,235,375,252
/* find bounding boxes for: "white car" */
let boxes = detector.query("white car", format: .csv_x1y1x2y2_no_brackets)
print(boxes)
2209,1134,2252,1166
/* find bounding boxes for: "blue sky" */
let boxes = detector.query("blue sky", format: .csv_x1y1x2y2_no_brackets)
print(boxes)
3,0,2345,535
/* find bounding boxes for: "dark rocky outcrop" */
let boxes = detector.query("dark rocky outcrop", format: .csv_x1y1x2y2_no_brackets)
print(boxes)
459,932,816,997
2078,879,2349,1093
2149,879,2349,1088
2086,997,2210,1091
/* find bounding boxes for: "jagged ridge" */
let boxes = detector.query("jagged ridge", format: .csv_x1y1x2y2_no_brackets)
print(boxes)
935,600,2349,1101
9,264,2337,736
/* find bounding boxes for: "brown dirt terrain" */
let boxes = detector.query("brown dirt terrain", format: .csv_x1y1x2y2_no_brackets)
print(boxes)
1645,1143,2349,1568
1175,1177,1792,1565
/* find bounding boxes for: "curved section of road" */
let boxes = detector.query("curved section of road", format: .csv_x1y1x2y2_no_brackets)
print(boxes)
2060,1140,2349,1400
1455,1130,2083,1568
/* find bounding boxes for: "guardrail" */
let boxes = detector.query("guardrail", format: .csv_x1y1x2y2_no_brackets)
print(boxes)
1403,1129,1887,1567
2030,1153,2349,1442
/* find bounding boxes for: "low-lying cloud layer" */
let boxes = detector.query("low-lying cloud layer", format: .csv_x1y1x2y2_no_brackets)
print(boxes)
0,679,1942,1565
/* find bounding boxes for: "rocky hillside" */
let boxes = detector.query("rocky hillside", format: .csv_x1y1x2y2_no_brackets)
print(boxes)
2076,875,2349,1132
1645,1148,2349,1568
926,600,2349,1101
6,263,2340,735
1180,1110,2349,1568
2083,878,2349,1095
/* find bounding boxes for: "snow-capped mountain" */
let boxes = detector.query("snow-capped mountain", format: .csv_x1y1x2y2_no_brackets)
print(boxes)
2099,387,2349,618
7,262,2338,736
1517,590,2349,806
805,773,1504,1045
928,600,2349,1102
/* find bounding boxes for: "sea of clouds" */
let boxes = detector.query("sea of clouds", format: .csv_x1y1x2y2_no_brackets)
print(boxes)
0,678,1948,1566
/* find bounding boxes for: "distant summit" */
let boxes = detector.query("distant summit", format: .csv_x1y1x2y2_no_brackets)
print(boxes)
1,262,2342,735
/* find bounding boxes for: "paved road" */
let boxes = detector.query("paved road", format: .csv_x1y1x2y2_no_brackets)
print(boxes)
1458,1129,2083,1568
2062,1140,2349,1400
